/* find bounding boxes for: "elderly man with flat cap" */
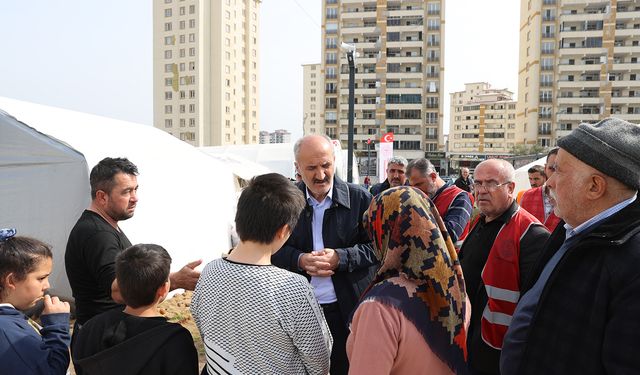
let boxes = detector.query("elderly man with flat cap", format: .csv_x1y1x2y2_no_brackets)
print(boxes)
501,118,640,375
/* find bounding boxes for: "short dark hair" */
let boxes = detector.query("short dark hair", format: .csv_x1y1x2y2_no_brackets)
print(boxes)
115,244,171,308
528,165,546,178
0,237,52,298
406,158,435,177
90,157,138,199
547,147,559,160
235,173,306,244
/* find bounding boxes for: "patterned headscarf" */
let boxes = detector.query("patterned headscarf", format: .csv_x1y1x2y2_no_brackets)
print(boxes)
362,186,468,373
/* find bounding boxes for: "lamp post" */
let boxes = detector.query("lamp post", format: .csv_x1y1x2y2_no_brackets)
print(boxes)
342,42,356,183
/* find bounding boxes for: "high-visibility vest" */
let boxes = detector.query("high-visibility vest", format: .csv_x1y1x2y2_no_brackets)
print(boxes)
480,207,543,349
433,185,474,250
520,186,561,232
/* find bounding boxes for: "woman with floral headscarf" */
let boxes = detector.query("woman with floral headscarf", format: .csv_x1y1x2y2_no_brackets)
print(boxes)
347,186,469,374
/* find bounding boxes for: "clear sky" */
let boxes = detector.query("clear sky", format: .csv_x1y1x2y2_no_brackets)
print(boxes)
0,0,519,141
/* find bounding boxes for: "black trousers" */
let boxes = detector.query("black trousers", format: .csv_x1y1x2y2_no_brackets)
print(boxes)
322,302,349,375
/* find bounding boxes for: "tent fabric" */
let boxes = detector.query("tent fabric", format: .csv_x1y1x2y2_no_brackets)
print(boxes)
0,108,89,298
0,97,236,299
201,142,360,184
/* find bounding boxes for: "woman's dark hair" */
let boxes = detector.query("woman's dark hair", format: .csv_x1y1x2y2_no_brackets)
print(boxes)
235,173,306,244
0,237,52,298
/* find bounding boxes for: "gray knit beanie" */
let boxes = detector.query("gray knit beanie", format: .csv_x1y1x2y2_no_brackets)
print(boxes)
557,117,640,190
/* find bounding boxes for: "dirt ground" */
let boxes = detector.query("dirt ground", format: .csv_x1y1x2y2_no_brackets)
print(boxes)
67,291,205,374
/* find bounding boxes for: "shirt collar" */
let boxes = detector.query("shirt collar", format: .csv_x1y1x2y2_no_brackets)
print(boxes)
564,193,637,239
306,184,334,205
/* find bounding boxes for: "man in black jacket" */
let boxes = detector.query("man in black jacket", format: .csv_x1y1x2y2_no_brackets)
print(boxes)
369,155,408,196
272,135,376,375
501,117,640,375
454,167,474,193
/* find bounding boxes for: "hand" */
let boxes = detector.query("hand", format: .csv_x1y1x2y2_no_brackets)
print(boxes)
169,259,203,291
299,249,339,276
42,295,70,315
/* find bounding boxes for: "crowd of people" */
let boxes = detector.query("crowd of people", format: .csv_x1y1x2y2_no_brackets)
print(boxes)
1,117,639,375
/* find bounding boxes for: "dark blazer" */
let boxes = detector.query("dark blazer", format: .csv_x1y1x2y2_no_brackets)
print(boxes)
272,176,377,324
516,198,640,375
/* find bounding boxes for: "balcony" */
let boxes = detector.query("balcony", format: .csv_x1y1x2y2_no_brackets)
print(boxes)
341,11,377,20
558,63,602,73
557,79,601,88
557,96,601,105
614,46,640,54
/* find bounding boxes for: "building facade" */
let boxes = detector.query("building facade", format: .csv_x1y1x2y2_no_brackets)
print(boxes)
320,0,446,176
153,0,261,146
259,129,292,144
302,63,324,136
449,82,517,170
518,0,640,148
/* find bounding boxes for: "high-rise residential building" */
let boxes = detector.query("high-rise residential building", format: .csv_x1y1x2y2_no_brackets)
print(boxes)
270,129,292,144
259,130,270,144
449,82,517,169
302,63,324,136
321,0,446,175
153,0,261,146
518,0,640,149
259,129,292,144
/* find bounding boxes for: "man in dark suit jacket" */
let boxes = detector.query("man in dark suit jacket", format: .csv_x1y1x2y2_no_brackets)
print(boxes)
272,135,377,375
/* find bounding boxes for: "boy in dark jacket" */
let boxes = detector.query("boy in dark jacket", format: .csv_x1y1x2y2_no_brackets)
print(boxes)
72,244,198,375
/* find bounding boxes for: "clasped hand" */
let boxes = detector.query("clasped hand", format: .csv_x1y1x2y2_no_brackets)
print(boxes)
299,248,339,277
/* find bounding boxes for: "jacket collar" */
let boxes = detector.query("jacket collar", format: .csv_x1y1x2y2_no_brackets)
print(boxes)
582,198,640,246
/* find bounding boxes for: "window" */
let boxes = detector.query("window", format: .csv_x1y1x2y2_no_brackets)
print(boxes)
164,63,173,73
189,47,196,56
164,22,172,31
164,91,172,100
189,5,195,14
189,19,195,28
165,8,172,17
164,119,173,128
189,33,195,42
164,36,174,45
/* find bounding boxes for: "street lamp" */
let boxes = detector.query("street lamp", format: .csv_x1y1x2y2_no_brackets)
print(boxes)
341,42,356,183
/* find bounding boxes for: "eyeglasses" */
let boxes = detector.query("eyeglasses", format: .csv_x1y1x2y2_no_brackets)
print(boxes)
472,181,512,192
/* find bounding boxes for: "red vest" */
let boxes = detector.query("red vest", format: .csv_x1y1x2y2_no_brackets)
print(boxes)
433,185,473,249
479,207,543,349
520,186,561,232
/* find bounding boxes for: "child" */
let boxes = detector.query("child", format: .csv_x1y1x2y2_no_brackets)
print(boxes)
191,173,332,375
0,228,71,375
72,244,198,375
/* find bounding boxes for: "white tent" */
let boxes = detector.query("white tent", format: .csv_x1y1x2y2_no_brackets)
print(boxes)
0,97,236,299
201,141,360,183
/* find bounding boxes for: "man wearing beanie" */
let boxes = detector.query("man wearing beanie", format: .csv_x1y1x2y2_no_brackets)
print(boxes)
501,117,640,375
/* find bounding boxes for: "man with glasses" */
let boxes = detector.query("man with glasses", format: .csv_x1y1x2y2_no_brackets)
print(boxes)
458,159,549,375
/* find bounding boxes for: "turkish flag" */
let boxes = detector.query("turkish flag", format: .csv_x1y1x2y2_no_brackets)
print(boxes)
380,132,394,143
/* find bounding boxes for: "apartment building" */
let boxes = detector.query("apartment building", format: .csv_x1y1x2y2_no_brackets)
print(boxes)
518,0,640,148
153,0,261,146
449,82,517,169
302,63,324,136
260,129,292,144
320,0,446,175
